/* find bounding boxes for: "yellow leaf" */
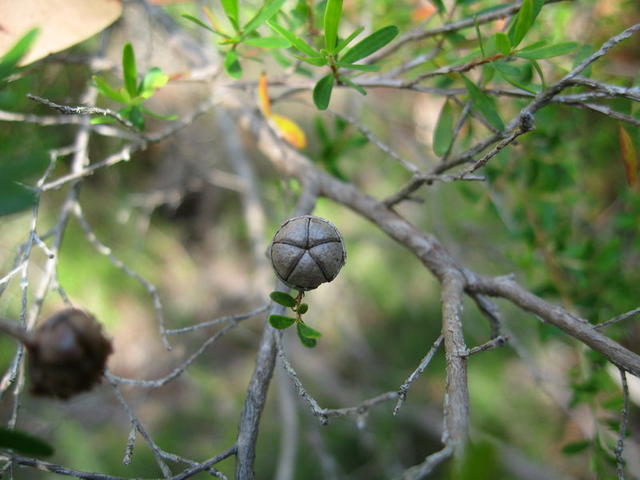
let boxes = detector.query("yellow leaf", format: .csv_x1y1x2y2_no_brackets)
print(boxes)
619,126,638,187
411,3,436,22
271,114,307,150
203,6,225,35
258,71,271,117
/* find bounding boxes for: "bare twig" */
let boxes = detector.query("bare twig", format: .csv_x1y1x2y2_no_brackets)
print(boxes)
463,336,508,356
594,307,640,331
396,445,454,480
615,368,630,480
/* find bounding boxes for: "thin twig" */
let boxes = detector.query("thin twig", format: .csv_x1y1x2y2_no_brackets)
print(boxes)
463,336,508,356
615,368,630,480
594,307,640,331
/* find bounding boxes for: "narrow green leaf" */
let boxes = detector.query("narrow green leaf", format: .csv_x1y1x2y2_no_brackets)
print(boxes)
0,428,54,457
313,74,334,110
269,314,297,329
297,303,309,314
561,440,591,456
267,21,319,57
294,55,328,66
122,43,138,98
92,75,129,104
493,62,538,94
139,106,177,121
529,59,546,90
270,291,297,307
433,99,454,157
139,67,169,99
297,322,322,339
461,75,504,131
244,36,290,49
515,42,578,59
221,0,240,31
181,14,229,38
127,106,145,130
323,0,343,52
335,26,364,55
243,0,286,36
340,25,399,64
507,0,544,48
224,50,242,79
0,28,39,81
297,324,317,347
336,62,379,72
90,116,117,125
341,76,367,96
494,33,511,56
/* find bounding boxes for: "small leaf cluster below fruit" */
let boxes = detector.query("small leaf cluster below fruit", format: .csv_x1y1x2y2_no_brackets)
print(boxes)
92,43,175,130
269,291,321,348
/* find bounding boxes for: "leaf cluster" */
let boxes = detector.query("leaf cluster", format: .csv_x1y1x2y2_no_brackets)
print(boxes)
269,291,321,348
92,43,175,130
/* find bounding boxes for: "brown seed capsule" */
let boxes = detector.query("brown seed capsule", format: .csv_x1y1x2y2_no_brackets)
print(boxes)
28,308,113,400
270,215,346,291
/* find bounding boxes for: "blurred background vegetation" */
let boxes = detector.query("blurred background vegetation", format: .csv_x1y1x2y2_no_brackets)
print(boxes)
1,0,639,479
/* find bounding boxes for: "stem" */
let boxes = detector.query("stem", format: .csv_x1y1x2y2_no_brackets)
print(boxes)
0,318,34,347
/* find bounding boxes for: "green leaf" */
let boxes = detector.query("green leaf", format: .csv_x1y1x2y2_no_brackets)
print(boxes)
92,75,129,103
0,427,54,456
313,74,334,110
561,440,591,456
340,25,399,64
341,76,367,96
461,75,504,131
269,314,297,329
529,59,546,90
244,36,290,49
139,67,169,99
122,43,138,98
0,28,39,82
336,62,379,72
221,0,240,31
181,14,229,38
515,42,578,59
297,303,309,314
431,0,446,14
126,106,145,130
335,26,364,55
294,55,328,66
296,323,317,347
224,50,242,79
269,291,297,307
433,99,454,157
494,33,511,56
297,321,322,339
267,21,319,57
507,0,544,48
0,150,48,216
493,62,538,94
0,182,37,217
323,0,343,52
139,106,177,121
243,0,286,36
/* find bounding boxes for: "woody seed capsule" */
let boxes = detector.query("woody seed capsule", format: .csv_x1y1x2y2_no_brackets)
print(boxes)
270,215,346,291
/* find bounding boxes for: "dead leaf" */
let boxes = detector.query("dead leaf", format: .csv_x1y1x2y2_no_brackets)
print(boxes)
0,0,122,65
271,114,307,150
619,125,638,187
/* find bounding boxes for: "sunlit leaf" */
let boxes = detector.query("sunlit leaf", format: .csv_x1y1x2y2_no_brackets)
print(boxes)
139,67,169,99
203,6,228,36
224,50,242,79
515,42,578,59
293,55,328,66
122,43,138,98
313,74,334,110
336,62,379,72
269,291,297,307
0,428,54,457
243,0,286,36
271,114,307,149
340,25,399,64
269,314,296,329
0,28,39,82
433,99,454,157
461,75,504,131
244,36,290,49
221,0,240,31
139,106,177,121
92,75,129,103
267,21,319,57
619,126,638,187
323,0,343,52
